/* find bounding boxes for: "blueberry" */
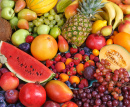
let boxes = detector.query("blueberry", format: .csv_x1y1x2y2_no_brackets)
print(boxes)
16,102,24,107
0,93,5,100
65,81,71,87
0,100,7,107
18,43,30,52
83,47,91,53
7,104,16,107
85,52,91,56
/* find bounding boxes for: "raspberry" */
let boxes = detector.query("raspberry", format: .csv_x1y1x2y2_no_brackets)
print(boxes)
65,53,71,58
78,83,84,89
62,69,67,73
79,50,85,55
69,62,74,67
50,65,55,70
52,69,57,73
94,56,99,62
65,68,70,72
61,57,66,63
53,61,57,65
66,65,70,68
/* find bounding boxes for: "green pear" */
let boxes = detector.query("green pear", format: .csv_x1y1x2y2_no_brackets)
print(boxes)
18,9,37,21
11,29,30,46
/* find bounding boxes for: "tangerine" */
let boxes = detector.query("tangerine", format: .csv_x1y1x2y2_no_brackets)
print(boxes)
31,34,58,61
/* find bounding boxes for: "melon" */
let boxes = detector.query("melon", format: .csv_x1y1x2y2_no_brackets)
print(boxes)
99,44,130,72
0,41,55,83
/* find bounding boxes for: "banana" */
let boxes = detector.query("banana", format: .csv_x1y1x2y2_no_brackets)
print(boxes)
109,2,124,30
92,14,104,21
101,0,116,25
97,8,109,21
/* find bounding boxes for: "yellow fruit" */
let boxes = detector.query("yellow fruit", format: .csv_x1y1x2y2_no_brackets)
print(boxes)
26,0,58,16
92,20,107,34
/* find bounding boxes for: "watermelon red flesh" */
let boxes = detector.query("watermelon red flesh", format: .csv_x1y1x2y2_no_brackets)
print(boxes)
0,41,55,83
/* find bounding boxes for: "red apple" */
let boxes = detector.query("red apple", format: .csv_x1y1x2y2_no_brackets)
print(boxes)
0,72,19,91
62,101,78,107
85,34,106,50
118,20,130,34
124,14,130,21
43,101,60,107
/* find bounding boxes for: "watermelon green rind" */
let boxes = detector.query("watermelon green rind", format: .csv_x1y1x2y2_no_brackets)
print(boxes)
0,41,55,83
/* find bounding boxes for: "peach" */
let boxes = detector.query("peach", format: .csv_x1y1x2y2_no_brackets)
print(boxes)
55,62,65,72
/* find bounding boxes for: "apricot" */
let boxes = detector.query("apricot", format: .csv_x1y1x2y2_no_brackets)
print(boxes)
55,62,65,72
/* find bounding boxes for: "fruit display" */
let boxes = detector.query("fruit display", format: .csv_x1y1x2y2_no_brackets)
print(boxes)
1,0,130,106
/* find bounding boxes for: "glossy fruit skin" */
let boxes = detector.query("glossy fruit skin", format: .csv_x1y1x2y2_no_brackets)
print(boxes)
62,101,78,107
19,83,46,107
113,32,130,52
86,34,106,50
43,101,60,107
45,80,73,103
31,34,58,61
0,72,19,91
26,0,58,16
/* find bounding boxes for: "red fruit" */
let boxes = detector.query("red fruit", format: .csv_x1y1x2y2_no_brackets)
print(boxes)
26,35,34,43
70,45,78,54
61,57,66,63
70,67,77,75
79,50,85,55
5,89,19,104
62,101,78,107
83,54,89,62
78,83,84,89
54,54,61,62
74,53,83,61
84,62,90,68
86,34,106,50
19,83,46,107
69,62,74,67
80,79,88,87
17,83,25,91
46,59,53,67
67,70,73,76
58,35,69,53
89,54,96,60
43,100,60,107
65,53,71,58
73,57,80,65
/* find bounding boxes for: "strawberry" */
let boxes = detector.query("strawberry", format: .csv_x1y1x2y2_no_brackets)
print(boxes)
54,54,61,62
26,35,34,43
67,70,73,76
84,61,90,68
83,54,89,62
70,67,77,75
46,59,53,67
80,79,88,87
73,57,80,65
89,54,95,60
70,45,78,54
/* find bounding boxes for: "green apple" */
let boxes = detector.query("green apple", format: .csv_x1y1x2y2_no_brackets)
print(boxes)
37,25,50,35
9,16,19,29
0,0,15,9
50,27,61,39
11,29,30,47
1,7,15,20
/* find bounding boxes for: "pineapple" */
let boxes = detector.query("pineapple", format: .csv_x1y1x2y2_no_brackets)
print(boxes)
62,0,105,47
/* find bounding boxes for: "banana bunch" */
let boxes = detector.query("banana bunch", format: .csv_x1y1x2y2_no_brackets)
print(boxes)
95,0,123,30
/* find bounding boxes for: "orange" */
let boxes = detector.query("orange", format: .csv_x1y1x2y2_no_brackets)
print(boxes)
69,76,80,85
92,49,99,56
106,39,113,45
59,73,69,82
31,34,58,61
113,32,130,52
76,63,84,75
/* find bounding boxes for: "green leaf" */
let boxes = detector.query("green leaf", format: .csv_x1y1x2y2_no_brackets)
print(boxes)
56,0,72,13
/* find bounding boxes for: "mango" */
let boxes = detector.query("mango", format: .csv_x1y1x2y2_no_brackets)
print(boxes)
18,9,37,21
45,80,73,103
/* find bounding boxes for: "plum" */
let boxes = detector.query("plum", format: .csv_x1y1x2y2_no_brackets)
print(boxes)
43,101,60,107
5,89,19,104
18,43,30,52
83,66,96,80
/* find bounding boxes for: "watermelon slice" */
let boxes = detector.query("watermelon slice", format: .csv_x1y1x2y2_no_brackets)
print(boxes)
0,41,55,83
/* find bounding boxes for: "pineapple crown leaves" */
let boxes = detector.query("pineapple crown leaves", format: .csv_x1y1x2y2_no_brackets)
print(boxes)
77,0,106,19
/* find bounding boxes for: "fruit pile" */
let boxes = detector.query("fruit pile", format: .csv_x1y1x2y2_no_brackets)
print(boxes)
1,0,130,107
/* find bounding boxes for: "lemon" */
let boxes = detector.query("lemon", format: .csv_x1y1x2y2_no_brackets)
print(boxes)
92,20,107,34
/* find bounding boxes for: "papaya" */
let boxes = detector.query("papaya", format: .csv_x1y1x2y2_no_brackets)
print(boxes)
99,44,130,72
